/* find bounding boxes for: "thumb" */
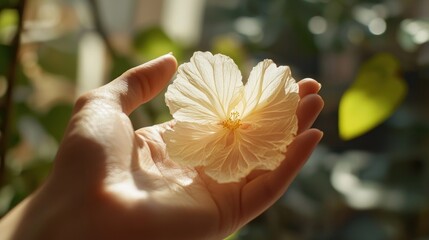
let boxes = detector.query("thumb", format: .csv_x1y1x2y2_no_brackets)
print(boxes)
102,54,177,115
51,54,177,183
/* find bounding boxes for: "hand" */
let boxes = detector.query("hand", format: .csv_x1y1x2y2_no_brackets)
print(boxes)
0,54,323,240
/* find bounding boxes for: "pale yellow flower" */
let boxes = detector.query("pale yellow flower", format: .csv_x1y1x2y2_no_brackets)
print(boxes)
164,51,299,183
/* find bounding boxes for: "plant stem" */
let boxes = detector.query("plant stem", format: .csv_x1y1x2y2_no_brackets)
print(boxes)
87,0,116,62
0,0,26,185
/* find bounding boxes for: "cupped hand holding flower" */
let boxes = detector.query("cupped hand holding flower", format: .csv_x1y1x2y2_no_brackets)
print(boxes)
0,54,323,240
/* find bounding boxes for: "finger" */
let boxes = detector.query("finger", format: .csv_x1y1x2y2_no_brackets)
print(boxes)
298,78,321,98
96,54,177,115
240,129,323,223
297,94,324,133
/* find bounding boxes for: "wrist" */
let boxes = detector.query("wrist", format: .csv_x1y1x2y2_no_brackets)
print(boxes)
0,182,87,240
0,189,50,239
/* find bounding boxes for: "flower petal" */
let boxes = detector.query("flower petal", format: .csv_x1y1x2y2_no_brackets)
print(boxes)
204,132,286,182
236,60,300,172
204,88,299,183
203,141,249,183
165,51,243,123
164,53,300,183
239,59,297,117
164,122,226,168
167,124,255,183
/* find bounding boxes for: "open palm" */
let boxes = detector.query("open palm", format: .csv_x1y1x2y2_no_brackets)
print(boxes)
2,54,323,240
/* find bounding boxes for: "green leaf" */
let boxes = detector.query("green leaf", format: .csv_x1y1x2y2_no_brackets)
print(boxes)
339,53,407,140
0,185,14,216
0,8,18,29
133,27,184,62
37,35,79,81
0,8,18,43
39,104,73,142
109,54,135,80
211,35,246,69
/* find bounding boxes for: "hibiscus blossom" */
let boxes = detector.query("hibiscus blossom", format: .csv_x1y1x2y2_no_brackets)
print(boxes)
164,51,299,183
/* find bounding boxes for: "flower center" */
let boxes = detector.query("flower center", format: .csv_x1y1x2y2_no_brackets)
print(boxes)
221,110,242,130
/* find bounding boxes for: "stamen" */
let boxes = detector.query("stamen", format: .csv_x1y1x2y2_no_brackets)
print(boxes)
221,110,242,130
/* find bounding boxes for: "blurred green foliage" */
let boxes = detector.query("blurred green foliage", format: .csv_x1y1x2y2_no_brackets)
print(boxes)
37,36,79,81
339,53,407,140
133,27,184,63
0,8,17,28
0,8,17,44
212,35,247,70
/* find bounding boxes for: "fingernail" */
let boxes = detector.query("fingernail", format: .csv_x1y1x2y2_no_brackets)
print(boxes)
318,130,324,140
317,83,322,91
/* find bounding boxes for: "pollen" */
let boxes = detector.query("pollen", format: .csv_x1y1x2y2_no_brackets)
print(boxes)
221,110,242,130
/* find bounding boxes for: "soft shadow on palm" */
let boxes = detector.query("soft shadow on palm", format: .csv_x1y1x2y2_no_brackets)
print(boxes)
132,122,248,236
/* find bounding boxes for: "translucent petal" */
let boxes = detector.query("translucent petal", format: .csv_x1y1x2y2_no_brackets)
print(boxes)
204,131,286,183
164,52,300,183
164,122,226,168
203,140,248,183
165,51,243,123
204,112,299,183
167,125,254,183
240,62,299,165
205,74,299,182
238,59,297,117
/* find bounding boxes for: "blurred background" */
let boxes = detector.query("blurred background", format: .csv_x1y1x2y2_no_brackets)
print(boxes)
0,0,428,239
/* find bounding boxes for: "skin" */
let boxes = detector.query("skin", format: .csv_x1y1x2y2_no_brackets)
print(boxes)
0,54,324,240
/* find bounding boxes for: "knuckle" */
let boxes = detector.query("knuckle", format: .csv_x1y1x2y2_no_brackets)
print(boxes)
123,67,151,102
73,90,99,113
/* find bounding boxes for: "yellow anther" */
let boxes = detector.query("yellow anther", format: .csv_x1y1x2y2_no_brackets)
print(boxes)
221,110,242,130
